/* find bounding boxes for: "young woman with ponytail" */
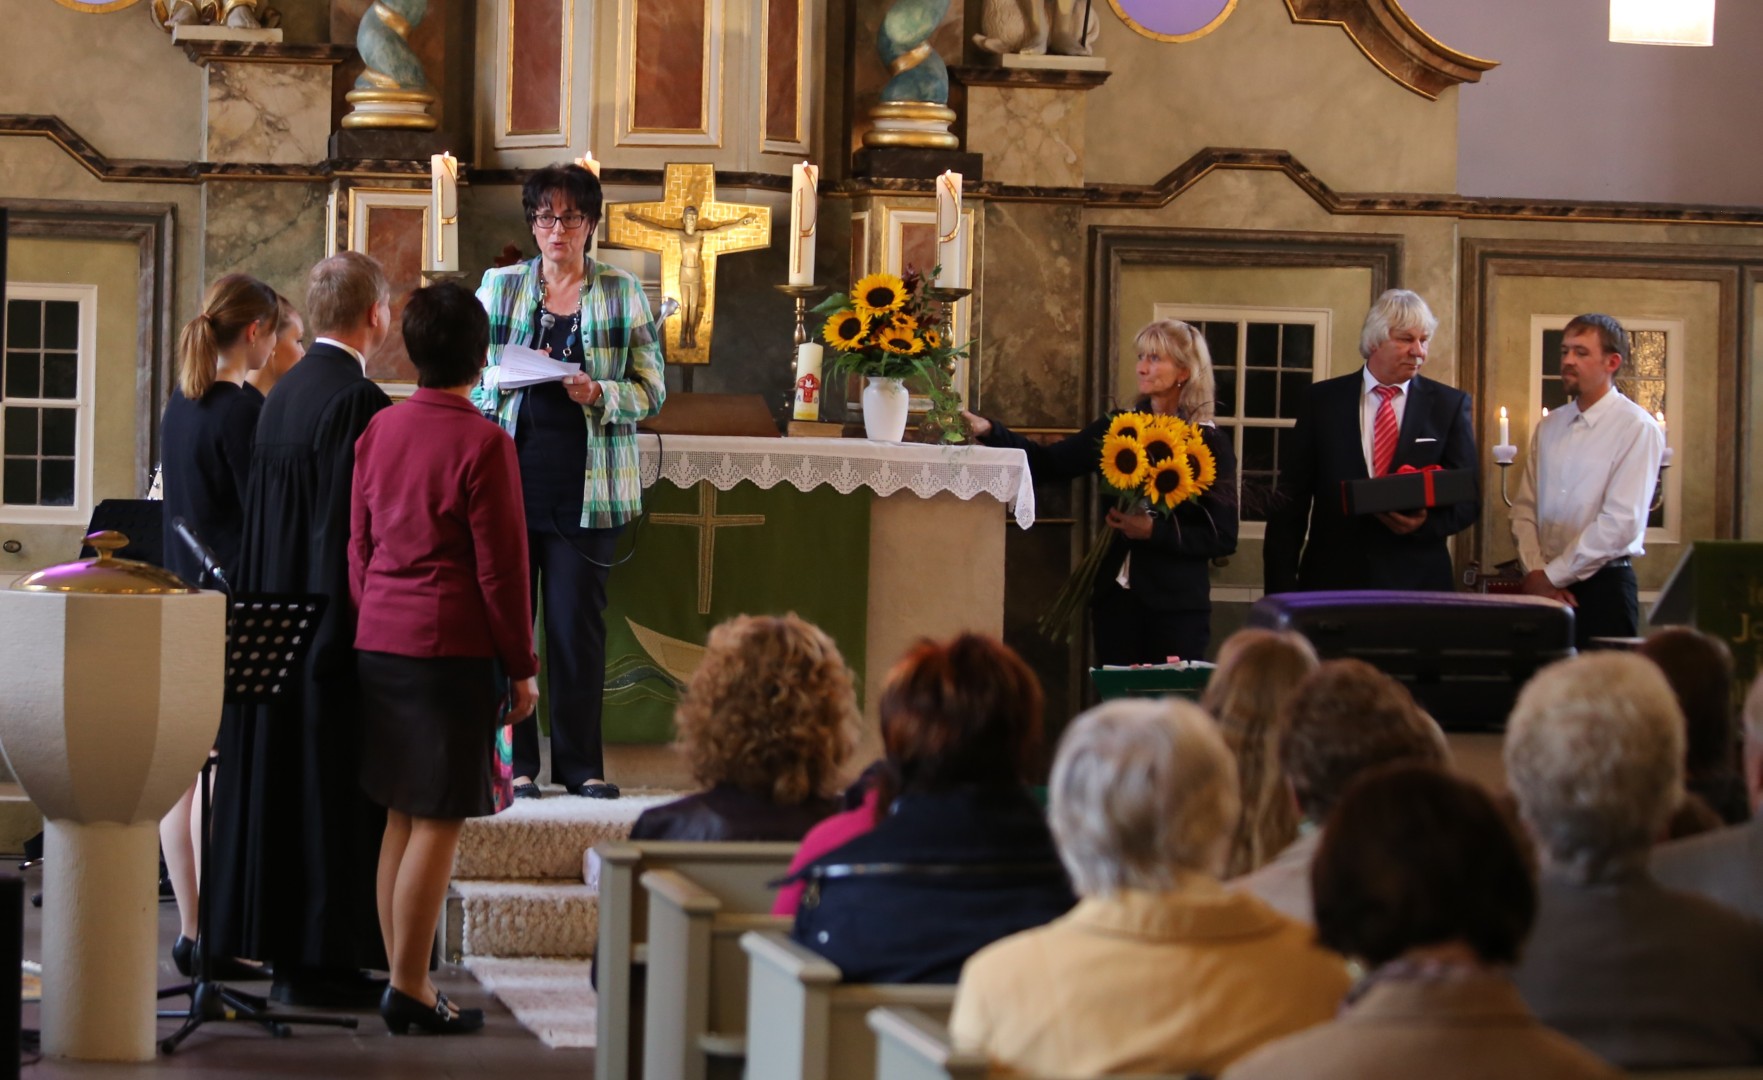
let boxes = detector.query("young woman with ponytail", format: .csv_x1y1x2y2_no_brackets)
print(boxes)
159,272,280,979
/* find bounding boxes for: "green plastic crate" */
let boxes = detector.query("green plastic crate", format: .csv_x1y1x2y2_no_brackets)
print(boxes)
1090,665,1215,701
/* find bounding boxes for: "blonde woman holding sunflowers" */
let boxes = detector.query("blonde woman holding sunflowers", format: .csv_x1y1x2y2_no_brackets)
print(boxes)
965,320,1238,663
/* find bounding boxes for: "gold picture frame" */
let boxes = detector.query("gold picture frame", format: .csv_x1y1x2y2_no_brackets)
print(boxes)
1105,0,1236,43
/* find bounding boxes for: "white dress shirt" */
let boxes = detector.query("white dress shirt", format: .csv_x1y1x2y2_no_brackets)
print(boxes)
1510,389,1664,588
1359,366,1412,475
314,336,367,370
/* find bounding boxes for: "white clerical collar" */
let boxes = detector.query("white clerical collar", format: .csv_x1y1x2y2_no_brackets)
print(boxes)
1362,366,1413,396
315,336,367,370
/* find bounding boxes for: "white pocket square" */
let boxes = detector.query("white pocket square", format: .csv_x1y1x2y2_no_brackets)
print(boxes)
1415,437,1438,444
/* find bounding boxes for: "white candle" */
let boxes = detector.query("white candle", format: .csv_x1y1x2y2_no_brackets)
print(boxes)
793,342,824,421
935,171,962,288
429,153,459,272
575,150,601,177
1655,410,1667,436
1498,405,1509,448
788,162,819,286
1542,407,1550,418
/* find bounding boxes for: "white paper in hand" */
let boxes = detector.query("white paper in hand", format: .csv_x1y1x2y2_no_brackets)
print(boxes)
497,344,582,388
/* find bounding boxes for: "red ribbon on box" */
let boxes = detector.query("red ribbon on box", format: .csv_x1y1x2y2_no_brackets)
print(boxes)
1395,463,1443,506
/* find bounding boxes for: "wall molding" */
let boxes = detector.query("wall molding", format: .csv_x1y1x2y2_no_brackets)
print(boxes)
1283,0,1497,100
0,197,177,491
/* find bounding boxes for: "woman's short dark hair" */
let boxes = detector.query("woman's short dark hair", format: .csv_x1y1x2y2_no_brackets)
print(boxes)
402,282,489,389
1312,764,1535,968
1638,626,1737,778
880,633,1043,795
522,163,603,225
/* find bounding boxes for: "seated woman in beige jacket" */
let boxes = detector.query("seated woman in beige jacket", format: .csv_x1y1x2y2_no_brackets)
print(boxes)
949,698,1350,1078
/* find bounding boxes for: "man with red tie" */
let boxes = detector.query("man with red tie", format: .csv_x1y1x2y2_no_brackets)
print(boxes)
1263,289,1480,593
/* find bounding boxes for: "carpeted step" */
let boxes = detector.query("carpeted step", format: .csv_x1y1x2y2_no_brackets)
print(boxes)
453,879,601,960
455,789,677,881
464,956,597,1049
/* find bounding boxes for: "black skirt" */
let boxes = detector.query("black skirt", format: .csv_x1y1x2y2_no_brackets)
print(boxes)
358,651,501,819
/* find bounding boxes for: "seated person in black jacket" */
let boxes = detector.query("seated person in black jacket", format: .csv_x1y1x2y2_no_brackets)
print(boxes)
630,613,854,842
790,634,1076,983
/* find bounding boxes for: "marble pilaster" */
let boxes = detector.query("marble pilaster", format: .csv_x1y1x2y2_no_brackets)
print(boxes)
202,181,329,306
953,66,1110,188
203,60,331,164
972,200,1086,428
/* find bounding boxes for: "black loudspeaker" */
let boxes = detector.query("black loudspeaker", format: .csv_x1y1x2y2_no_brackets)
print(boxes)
1249,590,1575,731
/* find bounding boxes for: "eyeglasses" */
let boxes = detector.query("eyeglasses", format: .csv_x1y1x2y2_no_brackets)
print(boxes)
532,212,590,231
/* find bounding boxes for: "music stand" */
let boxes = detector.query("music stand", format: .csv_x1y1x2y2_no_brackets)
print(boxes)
157,593,361,1051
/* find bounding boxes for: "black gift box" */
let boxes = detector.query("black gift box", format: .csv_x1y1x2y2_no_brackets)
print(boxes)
1341,467,1476,515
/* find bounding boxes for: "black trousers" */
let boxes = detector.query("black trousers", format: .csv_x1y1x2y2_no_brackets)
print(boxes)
515,525,622,787
1568,561,1639,650
1090,579,1211,666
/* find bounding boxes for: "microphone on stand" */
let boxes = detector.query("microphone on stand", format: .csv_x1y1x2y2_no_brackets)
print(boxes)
172,517,231,595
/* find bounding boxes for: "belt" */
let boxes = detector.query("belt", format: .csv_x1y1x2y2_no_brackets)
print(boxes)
1602,558,1632,569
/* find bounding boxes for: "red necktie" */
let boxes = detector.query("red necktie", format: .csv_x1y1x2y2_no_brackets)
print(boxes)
1372,384,1401,476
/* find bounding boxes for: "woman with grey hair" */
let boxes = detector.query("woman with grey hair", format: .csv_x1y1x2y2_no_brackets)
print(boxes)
949,698,1349,1077
962,319,1238,663
1506,652,1763,1070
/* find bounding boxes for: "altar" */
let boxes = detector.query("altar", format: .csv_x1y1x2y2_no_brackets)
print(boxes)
600,435,1034,759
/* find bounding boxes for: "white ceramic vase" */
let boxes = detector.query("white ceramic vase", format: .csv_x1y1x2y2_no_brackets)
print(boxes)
862,376,910,442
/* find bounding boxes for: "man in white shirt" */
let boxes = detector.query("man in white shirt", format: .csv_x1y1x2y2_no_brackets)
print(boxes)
1510,314,1665,649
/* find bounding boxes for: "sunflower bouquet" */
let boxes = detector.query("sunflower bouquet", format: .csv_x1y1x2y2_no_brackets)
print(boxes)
813,267,969,442
1040,410,1220,642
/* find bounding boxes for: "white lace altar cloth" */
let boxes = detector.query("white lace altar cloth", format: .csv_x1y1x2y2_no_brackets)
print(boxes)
636,435,1036,529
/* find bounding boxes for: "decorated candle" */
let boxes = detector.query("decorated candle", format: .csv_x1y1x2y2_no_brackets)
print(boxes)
789,162,819,286
935,170,962,288
793,342,824,421
429,153,459,272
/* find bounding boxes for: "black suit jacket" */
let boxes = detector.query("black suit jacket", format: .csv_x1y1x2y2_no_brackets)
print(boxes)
1262,370,1478,593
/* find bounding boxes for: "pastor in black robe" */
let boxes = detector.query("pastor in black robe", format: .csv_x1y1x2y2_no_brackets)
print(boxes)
207,341,391,973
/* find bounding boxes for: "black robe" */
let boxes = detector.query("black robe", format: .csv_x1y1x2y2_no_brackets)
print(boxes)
207,343,392,971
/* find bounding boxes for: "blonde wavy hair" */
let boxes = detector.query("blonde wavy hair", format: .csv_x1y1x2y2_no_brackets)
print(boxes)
1201,629,1319,878
673,613,858,805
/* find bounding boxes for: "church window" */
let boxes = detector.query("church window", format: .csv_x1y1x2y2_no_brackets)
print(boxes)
1153,304,1331,537
2,285,95,523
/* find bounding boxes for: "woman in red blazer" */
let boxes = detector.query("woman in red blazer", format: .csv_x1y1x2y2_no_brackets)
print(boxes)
349,282,539,1035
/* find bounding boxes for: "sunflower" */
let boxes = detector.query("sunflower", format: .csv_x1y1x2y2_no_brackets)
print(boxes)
922,328,942,349
1139,425,1179,466
877,330,923,355
1100,434,1148,491
1186,440,1218,491
1107,412,1150,443
889,311,920,334
1145,456,1198,509
1150,414,1193,442
823,309,870,351
852,273,907,317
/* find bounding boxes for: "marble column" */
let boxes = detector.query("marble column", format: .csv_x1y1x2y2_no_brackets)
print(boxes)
952,65,1110,188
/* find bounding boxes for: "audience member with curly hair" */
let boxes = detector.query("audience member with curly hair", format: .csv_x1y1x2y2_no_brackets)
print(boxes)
951,698,1349,1077
1201,628,1319,878
1225,765,1619,1080
1638,625,1750,825
1507,652,1763,1069
629,613,856,842
786,634,1074,982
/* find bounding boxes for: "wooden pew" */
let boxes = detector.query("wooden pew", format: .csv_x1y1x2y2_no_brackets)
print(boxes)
639,867,790,1080
741,930,958,1080
592,841,798,1080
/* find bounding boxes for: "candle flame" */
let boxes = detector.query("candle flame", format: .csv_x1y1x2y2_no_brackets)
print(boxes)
1499,406,1507,419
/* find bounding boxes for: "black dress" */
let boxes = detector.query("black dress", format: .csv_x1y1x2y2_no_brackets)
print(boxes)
206,343,392,973
982,410,1239,663
159,383,261,586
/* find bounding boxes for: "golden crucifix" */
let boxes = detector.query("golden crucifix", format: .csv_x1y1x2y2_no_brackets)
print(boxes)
605,163,771,366
649,482,765,614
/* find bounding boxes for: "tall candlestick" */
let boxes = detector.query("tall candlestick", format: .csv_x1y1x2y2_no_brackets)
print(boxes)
788,162,819,286
429,152,459,272
793,342,824,420
1498,405,1509,448
935,171,962,289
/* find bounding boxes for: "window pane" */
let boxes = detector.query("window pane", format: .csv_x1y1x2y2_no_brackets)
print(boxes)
39,460,74,507
1241,474,1273,523
1214,366,1237,417
1282,323,1315,369
1244,369,1276,418
1542,330,1563,378
3,407,36,455
1542,380,1570,410
4,353,39,399
1201,322,1238,370
41,407,74,456
6,301,39,349
1628,330,1667,378
3,459,36,505
43,302,79,350
42,353,77,399
1242,426,1276,472
1278,372,1310,420
1246,323,1280,367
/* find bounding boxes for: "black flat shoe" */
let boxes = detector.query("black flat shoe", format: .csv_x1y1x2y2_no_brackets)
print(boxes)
172,935,269,982
512,782,543,800
380,986,484,1035
568,781,620,799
